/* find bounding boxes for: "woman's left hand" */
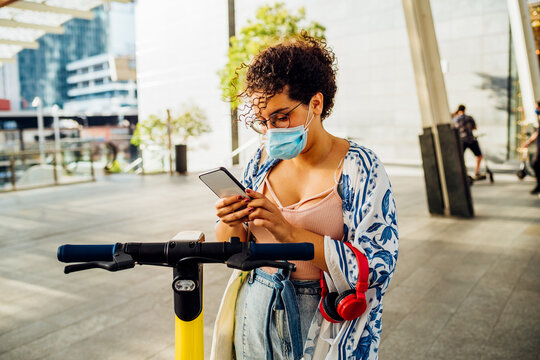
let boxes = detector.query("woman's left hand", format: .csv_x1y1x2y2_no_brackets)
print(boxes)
245,188,295,243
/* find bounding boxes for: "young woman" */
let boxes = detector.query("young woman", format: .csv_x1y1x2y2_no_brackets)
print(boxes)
211,35,399,360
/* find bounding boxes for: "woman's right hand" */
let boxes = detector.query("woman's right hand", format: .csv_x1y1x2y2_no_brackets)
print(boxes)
215,195,254,227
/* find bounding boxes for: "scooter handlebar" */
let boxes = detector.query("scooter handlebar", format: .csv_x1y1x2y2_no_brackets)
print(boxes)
57,241,314,266
249,242,313,261
58,244,117,263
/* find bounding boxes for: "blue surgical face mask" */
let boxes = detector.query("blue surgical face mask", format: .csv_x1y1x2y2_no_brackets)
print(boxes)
266,103,314,160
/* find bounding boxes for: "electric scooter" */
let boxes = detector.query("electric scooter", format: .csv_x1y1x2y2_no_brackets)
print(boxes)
57,231,314,360
465,134,494,186
516,146,536,180
466,160,494,186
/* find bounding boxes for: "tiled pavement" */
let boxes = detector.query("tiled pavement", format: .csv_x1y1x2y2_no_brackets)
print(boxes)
0,166,539,359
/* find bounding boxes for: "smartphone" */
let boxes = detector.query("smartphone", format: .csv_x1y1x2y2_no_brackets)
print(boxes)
199,167,248,198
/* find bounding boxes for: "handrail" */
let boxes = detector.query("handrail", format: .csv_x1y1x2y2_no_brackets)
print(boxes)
124,157,142,172
227,137,259,162
0,145,95,192
0,146,91,157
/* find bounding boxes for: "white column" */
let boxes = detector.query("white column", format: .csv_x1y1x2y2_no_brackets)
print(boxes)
402,0,451,213
507,0,540,125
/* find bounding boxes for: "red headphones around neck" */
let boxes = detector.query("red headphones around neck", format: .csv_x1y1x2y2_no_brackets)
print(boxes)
319,242,369,322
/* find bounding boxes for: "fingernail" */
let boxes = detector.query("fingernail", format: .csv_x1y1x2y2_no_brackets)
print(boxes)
246,189,251,193
243,198,250,203
248,207,254,212
237,196,243,200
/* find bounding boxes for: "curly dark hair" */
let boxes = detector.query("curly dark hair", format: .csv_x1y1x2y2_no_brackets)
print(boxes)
237,33,337,124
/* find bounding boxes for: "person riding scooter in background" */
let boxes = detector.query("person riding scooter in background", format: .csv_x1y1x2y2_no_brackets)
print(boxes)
522,102,540,195
452,104,485,180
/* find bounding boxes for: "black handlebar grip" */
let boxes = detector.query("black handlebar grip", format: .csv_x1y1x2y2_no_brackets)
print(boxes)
249,242,314,261
57,244,116,263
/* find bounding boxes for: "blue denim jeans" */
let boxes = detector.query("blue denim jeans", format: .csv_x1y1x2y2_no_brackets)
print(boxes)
234,268,321,360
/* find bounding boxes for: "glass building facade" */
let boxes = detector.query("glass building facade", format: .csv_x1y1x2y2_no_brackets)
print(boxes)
17,6,108,109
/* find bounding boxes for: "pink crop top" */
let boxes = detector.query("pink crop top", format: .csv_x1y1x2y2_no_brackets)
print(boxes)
248,176,344,280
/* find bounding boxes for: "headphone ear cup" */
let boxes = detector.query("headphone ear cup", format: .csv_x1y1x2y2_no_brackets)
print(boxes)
320,292,344,323
335,289,356,304
336,290,367,321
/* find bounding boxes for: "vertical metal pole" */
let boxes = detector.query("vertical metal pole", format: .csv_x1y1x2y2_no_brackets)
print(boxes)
60,150,65,171
34,98,45,165
52,104,61,167
90,145,95,181
18,127,24,152
167,109,174,175
53,152,58,185
228,0,239,165
10,155,16,190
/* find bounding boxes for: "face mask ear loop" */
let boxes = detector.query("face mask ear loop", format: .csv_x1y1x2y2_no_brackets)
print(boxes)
304,101,315,131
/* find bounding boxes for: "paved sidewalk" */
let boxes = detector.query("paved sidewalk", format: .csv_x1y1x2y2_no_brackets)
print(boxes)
0,167,539,359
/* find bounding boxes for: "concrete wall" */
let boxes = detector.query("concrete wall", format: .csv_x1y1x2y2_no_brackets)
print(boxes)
432,0,510,164
135,0,510,171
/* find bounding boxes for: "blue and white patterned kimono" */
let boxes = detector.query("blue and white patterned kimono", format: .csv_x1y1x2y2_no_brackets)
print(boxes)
210,140,399,360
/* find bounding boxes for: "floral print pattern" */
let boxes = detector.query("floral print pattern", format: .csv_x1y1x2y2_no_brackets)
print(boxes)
240,141,399,360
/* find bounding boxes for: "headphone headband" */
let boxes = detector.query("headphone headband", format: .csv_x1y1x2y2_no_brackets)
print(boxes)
320,242,369,294
319,241,370,323
343,242,369,295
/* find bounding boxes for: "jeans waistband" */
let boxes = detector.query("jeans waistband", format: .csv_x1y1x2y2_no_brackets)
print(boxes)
251,268,321,295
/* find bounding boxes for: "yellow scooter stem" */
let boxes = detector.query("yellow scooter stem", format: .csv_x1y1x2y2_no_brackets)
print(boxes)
175,311,204,360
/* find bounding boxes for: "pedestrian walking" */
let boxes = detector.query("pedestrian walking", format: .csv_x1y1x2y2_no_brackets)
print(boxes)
522,102,540,195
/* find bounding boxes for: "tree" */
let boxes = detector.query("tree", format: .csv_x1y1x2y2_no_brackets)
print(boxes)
131,104,210,148
218,3,326,110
